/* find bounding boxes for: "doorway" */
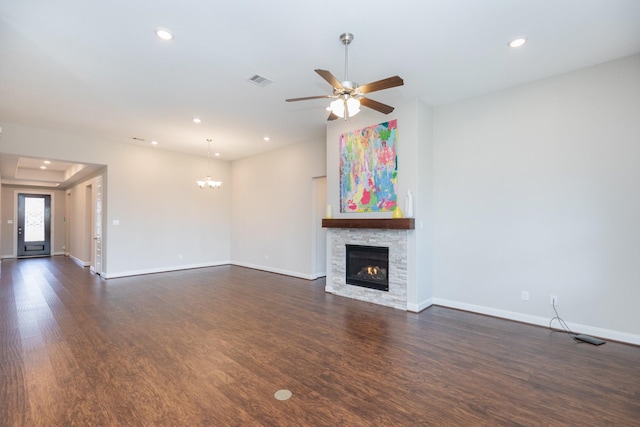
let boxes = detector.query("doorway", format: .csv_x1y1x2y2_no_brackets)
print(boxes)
17,193,51,257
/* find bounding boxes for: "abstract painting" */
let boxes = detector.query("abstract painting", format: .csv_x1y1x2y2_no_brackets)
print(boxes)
340,119,398,212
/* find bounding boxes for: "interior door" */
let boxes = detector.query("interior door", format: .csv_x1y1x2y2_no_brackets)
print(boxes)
17,194,51,257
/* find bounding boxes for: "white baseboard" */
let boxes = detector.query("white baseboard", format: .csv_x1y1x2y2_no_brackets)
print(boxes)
69,255,90,267
407,298,433,313
433,298,640,346
102,260,231,279
231,261,315,280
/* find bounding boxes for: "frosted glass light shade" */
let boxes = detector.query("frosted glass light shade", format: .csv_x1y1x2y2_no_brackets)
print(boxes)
330,97,360,118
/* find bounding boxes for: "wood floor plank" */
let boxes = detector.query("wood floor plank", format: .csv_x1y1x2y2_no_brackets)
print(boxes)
1,257,639,425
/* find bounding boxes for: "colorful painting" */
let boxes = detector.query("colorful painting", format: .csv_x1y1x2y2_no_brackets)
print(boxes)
340,119,398,212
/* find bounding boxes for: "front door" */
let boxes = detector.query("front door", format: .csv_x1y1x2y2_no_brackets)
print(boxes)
17,194,51,257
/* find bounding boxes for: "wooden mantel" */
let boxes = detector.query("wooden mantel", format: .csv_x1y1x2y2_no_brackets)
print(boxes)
322,218,415,230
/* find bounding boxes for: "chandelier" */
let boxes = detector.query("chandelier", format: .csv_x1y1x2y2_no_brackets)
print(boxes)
196,139,222,189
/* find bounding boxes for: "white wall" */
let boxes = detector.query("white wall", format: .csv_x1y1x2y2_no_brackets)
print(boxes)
0,123,231,276
432,54,640,342
230,138,326,279
415,101,435,308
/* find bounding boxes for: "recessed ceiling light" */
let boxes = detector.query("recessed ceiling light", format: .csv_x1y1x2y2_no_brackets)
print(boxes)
155,28,173,41
40,166,47,170
509,37,527,48
43,160,51,164
151,140,158,145
193,117,201,124
214,153,220,157
263,136,270,141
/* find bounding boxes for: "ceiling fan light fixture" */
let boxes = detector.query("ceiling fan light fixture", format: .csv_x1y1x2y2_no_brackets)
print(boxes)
329,98,345,117
346,97,360,116
330,96,360,119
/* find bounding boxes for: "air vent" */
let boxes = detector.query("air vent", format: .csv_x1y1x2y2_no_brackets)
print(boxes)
247,74,273,87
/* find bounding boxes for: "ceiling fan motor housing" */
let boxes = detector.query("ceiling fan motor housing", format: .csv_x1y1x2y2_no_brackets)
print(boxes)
340,32,354,45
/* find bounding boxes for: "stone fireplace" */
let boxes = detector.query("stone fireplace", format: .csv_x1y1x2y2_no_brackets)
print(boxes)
323,218,414,310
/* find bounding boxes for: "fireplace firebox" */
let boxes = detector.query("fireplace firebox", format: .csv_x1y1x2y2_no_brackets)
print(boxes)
345,244,389,292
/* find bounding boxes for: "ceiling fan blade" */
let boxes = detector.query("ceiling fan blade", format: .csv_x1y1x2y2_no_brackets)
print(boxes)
327,112,339,121
359,97,395,114
286,95,333,102
357,76,404,94
315,69,344,90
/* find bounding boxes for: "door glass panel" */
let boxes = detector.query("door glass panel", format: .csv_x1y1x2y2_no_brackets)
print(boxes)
24,197,45,242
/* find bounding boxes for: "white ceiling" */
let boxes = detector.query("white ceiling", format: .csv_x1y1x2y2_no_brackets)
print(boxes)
1,0,639,164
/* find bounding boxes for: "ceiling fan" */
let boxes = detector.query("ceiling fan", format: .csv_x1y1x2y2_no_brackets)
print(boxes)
286,33,404,121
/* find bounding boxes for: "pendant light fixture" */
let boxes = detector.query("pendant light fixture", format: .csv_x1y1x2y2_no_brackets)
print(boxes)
196,139,222,189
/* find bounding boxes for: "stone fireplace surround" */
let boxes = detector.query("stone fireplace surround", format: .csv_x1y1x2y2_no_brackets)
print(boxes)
324,219,414,310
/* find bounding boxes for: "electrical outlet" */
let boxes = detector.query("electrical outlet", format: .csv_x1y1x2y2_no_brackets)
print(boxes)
550,295,558,306
521,291,529,301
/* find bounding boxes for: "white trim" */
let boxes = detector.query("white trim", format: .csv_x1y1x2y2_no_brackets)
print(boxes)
70,254,89,267
433,298,640,346
231,261,315,280
102,260,231,279
407,298,433,313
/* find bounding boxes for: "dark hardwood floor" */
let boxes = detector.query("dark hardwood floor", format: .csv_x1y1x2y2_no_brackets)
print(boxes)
1,257,639,426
